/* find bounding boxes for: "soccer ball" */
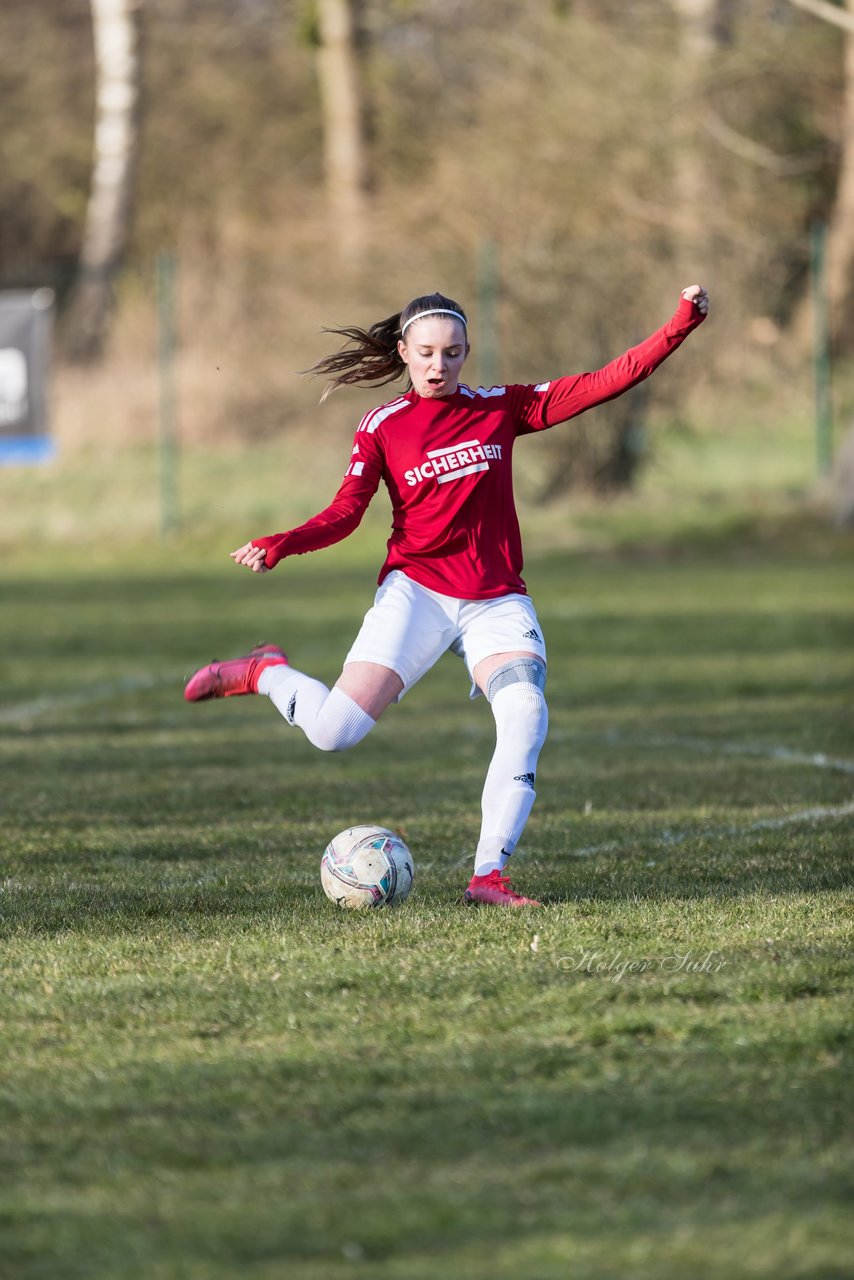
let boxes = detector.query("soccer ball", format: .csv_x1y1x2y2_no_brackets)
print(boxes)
320,826,414,909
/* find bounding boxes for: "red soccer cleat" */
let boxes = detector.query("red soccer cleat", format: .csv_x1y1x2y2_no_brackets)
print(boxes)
183,643,288,702
464,869,543,908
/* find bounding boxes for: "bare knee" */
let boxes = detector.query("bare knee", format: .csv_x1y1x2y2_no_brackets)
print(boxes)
335,662,404,719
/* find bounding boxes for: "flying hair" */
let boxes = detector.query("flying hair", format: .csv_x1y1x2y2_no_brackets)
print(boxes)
306,292,468,402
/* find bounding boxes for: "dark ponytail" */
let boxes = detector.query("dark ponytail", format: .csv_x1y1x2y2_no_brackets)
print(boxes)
307,292,468,402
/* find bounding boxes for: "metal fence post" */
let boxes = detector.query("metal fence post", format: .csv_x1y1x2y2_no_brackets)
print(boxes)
157,251,180,536
810,221,832,477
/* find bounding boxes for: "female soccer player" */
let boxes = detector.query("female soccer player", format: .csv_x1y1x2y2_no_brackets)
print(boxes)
185,285,709,906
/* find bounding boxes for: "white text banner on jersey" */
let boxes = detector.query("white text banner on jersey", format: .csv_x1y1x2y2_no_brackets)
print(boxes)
437,462,489,483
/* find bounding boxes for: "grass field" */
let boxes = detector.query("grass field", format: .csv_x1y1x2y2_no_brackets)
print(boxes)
1,518,852,1279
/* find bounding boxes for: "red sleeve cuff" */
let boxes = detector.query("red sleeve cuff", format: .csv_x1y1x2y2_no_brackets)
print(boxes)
252,534,287,569
674,294,706,330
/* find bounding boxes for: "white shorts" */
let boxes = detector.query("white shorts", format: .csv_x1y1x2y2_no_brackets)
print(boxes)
344,570,547,700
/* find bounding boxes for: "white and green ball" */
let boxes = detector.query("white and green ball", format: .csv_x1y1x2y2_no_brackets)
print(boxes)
321,826,414,909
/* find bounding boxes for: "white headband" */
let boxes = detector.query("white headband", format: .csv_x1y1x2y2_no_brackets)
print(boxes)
400,308,467,337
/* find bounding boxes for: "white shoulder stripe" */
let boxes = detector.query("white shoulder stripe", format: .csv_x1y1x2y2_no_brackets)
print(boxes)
358,396,408,434
534,382,550,393
458,384,507,400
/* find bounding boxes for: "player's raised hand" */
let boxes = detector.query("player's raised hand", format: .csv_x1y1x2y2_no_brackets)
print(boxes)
681,284,709,315
230,542,270,573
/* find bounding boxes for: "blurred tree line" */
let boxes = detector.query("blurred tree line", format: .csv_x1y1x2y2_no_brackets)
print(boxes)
0,0,846,492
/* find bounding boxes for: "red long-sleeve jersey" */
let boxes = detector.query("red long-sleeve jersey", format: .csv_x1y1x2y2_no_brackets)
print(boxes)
253,296,706,599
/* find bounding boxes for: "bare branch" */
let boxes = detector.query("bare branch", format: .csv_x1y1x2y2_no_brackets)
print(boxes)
703,108,827,175
788,0,854,35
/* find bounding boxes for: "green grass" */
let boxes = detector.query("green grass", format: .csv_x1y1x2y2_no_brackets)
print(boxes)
1,526,852,1279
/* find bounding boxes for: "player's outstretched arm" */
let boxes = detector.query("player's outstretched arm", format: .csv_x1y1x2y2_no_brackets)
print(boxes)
533,284,710,429
230,542,270,573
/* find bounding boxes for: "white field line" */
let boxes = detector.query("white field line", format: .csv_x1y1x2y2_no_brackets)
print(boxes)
0,674,164,726
548,728,854,776
452,793,854,869
4,681,851,862
570,799,854,860
552,728,854,857
451,727,854,865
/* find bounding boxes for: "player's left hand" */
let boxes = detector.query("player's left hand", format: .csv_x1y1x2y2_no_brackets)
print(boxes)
681,284,709,315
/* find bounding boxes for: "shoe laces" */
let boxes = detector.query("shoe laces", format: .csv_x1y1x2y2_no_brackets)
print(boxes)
479,870,514,893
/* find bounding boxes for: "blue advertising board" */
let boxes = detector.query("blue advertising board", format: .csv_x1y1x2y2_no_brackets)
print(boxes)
0,289,55,464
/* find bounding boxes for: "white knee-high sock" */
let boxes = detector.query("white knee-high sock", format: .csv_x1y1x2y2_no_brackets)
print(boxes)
474,682,548,876
257,665,375,752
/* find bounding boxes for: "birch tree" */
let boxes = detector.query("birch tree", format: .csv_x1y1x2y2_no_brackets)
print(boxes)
65,0,142,362
671,0,732,273
789,0,854,350
314,0,369,265
825,0,854,349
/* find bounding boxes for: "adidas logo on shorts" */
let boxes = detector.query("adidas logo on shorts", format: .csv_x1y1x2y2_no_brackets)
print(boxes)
522,628,541,643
